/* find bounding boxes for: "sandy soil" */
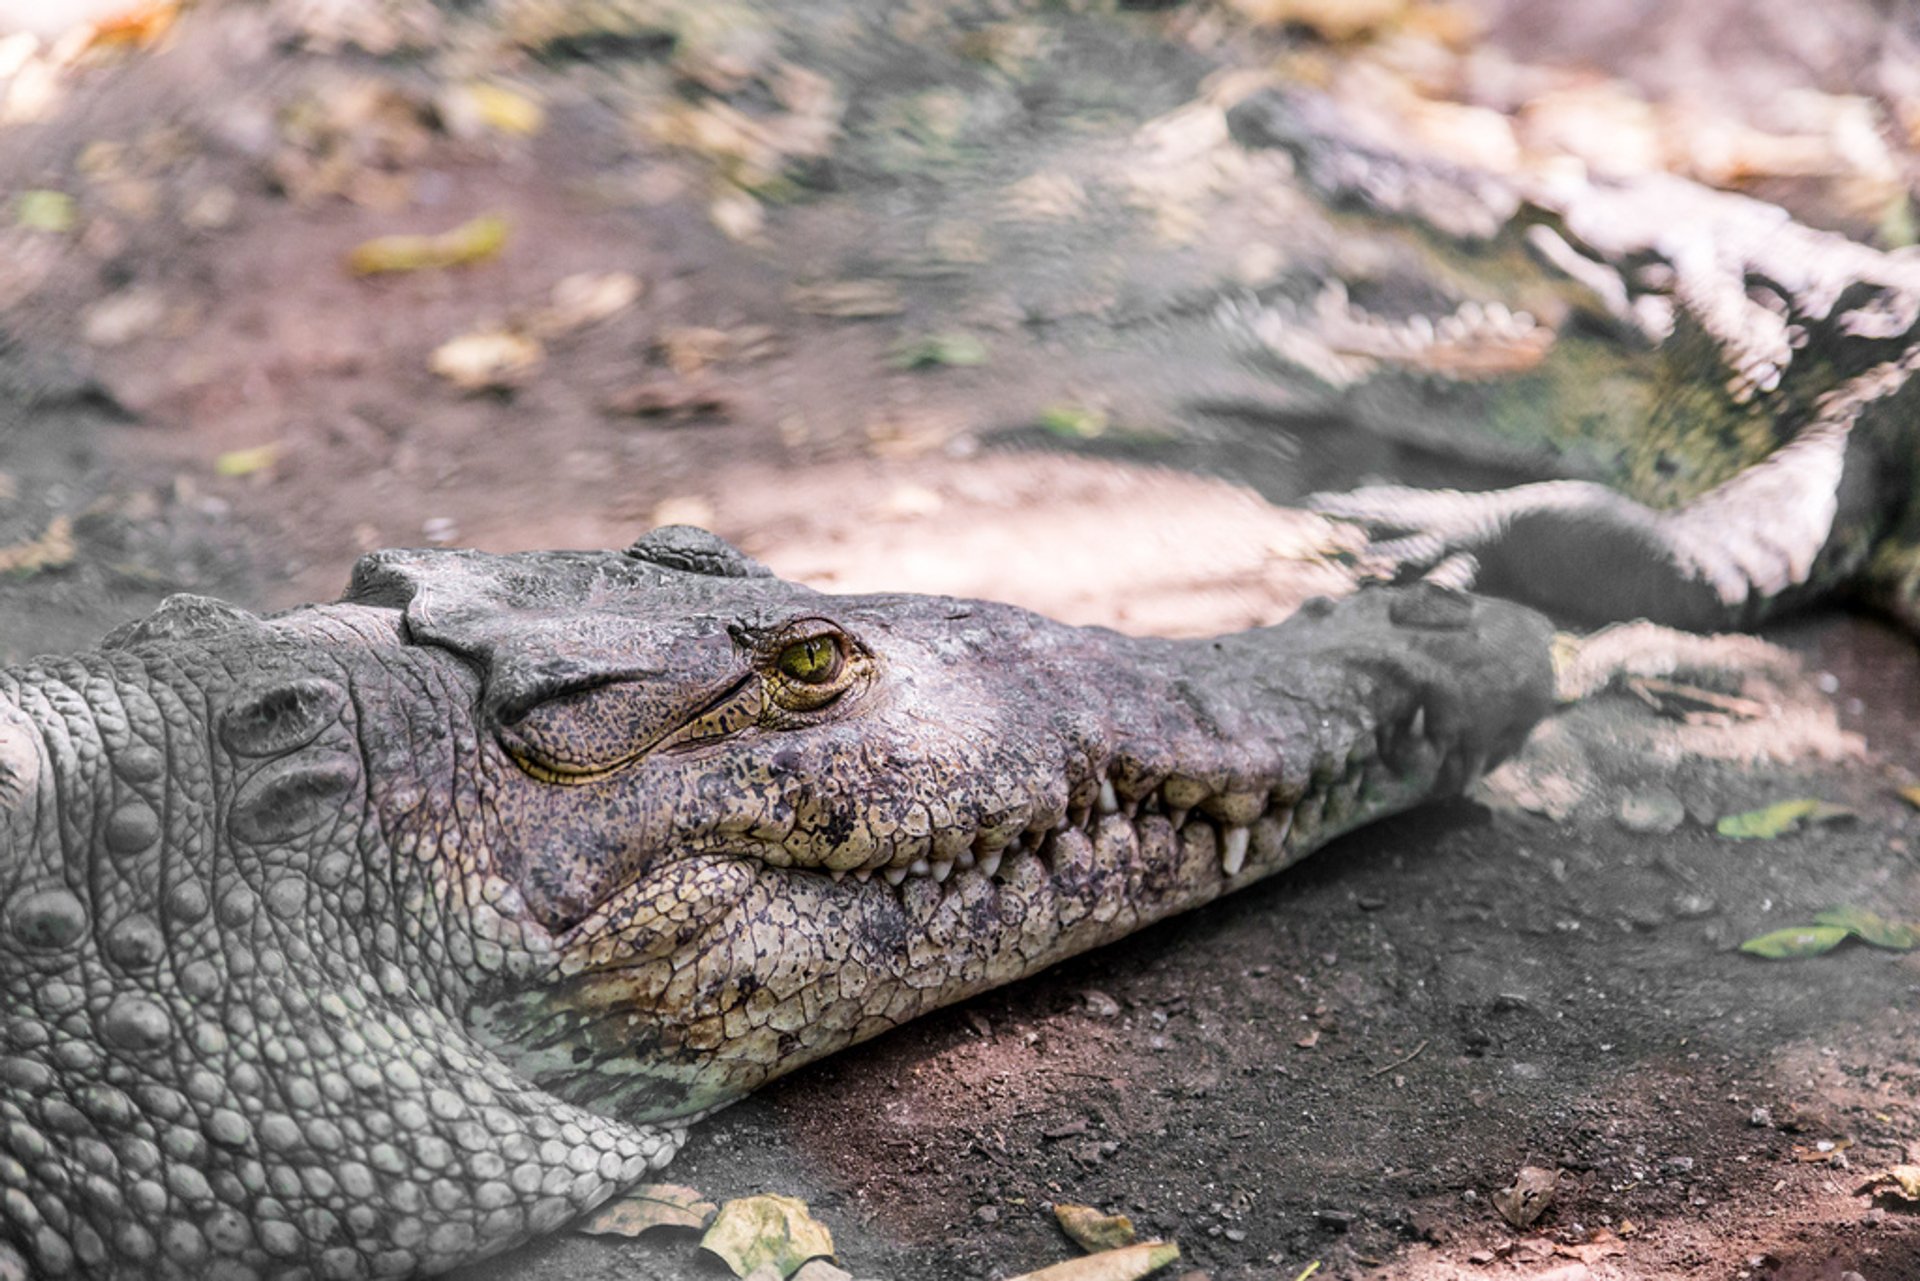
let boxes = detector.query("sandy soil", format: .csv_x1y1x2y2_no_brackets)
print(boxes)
3,2,1920,1278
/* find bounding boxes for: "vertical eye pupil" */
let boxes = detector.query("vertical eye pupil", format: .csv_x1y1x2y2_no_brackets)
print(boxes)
778,636,840,684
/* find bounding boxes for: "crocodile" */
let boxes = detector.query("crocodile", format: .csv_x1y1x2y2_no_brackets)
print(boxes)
0,526,1552,1278
1213,86,1920,635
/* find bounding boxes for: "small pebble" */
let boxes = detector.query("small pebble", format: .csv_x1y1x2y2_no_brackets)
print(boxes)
1617,788,1686,834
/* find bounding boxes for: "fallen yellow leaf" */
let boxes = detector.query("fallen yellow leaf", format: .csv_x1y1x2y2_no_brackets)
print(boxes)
1006,1242,1181,1281
215,445,281,478
346,215,509,275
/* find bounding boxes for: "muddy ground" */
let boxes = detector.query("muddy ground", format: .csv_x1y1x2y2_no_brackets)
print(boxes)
4,1,1920,1278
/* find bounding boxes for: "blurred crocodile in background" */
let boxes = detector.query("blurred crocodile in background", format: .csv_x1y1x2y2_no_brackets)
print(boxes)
1214,85,1920,635
0,528,1550,1277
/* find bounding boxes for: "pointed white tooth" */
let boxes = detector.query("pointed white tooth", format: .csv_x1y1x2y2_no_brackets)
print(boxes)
884,866,909,886
909,858,930,878
1098,778,1119,814
1222,826,1250,878
930,859,953,883
1273,805,1295,848
830,868,847,883
955,848,976,869
978,851,1002,879
854,867,874,883
1168,807,1189,830
1408,706,1426,740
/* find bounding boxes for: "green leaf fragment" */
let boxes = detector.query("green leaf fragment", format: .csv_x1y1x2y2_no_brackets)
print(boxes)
1738,925,1851,959
890,332,989,369
1715,798,1854,839
577,1182,718,1237
15,190,76,233
1038,404,1108,439
1812,906,1920,951
700,1194,835,1279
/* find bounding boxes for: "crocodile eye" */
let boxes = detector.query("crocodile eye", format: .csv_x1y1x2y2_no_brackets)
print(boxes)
764,626,864,714
775,635,842,685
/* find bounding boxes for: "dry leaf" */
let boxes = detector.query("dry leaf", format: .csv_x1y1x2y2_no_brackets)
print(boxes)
602,380,733,422
1006,1242,1181,1281
1492,1166,1558,1229
0,516,74,576
578,1183,718,1237
787,279,905,318
1856,1165,1920,1202
529,272,641,337
429,330,543,391
700,1194,835,1279
1055,1205,1137,1253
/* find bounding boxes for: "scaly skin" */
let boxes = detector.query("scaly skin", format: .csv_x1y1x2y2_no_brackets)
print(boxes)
0,527,1553,1278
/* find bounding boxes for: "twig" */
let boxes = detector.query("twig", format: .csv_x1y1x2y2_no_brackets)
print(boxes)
1366,1039,1429,1079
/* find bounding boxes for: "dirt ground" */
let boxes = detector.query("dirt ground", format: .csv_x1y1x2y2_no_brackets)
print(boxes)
5,1,1920,1278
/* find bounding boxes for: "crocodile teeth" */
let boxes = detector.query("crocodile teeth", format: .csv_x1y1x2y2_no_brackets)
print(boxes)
1097,778,1119,814
978,850,1002,879
830,868,847,883
1408,706,1426,740
884,866,909,886
1221,825,1250,878
1167,807,1189,830
909,858,931,878
930,859,953,883
954,848,976,869
854,867,874,883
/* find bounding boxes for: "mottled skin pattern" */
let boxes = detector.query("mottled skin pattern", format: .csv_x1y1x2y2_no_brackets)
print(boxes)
0,527,1553,1278
1222,88,1920,633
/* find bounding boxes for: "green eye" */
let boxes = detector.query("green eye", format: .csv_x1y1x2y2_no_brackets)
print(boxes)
775,635,842,685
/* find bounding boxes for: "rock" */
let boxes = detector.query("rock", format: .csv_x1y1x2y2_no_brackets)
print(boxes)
1749,1106,1773,1128
1616,788,1686,833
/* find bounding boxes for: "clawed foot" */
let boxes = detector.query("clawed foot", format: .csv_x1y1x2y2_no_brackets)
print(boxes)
1308,483,1512,590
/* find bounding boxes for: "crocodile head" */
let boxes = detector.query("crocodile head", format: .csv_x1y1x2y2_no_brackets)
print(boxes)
0,528,1552,1277
342,528,1551,1119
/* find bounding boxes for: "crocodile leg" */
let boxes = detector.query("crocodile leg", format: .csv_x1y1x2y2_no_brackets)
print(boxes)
1308,349,1918,629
